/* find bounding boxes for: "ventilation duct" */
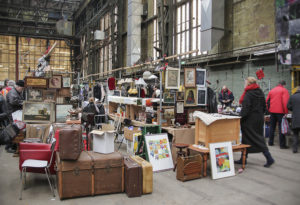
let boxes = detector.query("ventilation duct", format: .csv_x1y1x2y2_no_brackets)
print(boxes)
127,0,143,66
201,0,225,52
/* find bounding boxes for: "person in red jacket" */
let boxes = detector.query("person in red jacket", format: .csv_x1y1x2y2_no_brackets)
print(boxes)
266,80,290,148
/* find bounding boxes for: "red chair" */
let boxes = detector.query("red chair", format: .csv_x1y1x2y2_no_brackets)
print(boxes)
19,130,59,175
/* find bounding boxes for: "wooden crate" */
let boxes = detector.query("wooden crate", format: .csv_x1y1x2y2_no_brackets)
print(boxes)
195,118,240,147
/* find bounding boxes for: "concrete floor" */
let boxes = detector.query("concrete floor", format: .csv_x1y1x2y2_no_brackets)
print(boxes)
0,143,300,205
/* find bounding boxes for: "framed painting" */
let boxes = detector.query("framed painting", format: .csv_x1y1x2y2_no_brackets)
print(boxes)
56,104,73,123
62,77,71,88
24,77,48,88
163,108,175,119
197,87,207,106
196,68,206,87
184,68,196,87
176,91,184,101
145,133,174,172
27,89,43,101
163,92,175,104
49,75,62,89
165,67,180,89
176,101,184,114
187,108,198,124
209,142,235,180
43,89,56,102
22,101,55,123
184,88,197,106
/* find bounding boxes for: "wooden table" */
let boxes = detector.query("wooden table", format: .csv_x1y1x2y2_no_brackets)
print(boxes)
188,144,251,177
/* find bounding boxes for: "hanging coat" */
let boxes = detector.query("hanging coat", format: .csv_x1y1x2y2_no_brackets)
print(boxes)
240,88,268,153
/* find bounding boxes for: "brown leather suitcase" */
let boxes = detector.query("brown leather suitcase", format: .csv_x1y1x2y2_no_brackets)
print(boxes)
88,151,124,195
59,125,82,160
124,156,142,197
56,151,93,199
176,155,203,182
130,156,153,194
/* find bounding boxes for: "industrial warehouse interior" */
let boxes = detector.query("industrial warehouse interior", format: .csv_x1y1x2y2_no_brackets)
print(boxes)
0,0,300,204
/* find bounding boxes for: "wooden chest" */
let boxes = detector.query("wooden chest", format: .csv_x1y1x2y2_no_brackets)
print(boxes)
195,117,240,147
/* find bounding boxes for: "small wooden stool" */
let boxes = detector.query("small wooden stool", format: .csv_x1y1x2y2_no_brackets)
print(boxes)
173,143,189,171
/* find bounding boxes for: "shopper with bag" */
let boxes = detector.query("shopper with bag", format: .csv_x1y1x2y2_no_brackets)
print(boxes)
237,77,274,168
287,84,300,153
266,80,290,149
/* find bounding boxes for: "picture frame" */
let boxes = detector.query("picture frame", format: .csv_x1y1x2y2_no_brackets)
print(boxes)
163,92,175,104
48,75,62,89
145,133,174,172
22,101,55,123
184,68,196,87
58,88,71,97
113,90,121,96
24,77,48,88
184,88,197,106
197,87,207,106
56,104,73,123
176,92,184,101
165,67,180,89
196,68,206,87
62,77,71,88
43,89,57,102
176,101,184,114
163,108,175,119
209,142,235,180
27,89,43,101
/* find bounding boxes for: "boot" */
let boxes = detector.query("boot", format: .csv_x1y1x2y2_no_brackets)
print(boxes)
234,152,248,165
263,150,274,168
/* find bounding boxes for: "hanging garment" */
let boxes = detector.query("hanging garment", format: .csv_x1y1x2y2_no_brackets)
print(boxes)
108,77,116,90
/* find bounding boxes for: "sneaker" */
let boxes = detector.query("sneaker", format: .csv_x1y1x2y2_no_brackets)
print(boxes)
234,159,246,165
280,146,289,149
264,159,274,168
268,143,274,146
6,148,16,153
293,150,298,153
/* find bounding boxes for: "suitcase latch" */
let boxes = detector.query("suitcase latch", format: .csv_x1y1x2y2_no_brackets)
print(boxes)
74,167,80,175
105,165,111,173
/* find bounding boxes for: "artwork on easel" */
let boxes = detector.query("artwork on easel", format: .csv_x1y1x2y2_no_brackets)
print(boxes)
145,133,174,172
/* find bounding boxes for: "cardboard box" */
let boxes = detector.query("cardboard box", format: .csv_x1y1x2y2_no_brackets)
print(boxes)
91,124,115,154
124,127,141,141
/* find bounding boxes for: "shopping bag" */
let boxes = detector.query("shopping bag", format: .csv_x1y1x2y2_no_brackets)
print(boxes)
281,117,290,135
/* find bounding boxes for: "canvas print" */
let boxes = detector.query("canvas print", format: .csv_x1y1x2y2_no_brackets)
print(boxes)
197,87,207,106
196,68,206,87
163,92,175,104
43,90,56,102
145,133,174,172
176,92,184,101
165,67,180,89
24,77,48,88
62,77,71,88
23,102,55,123
184,68,196,87
27,89,43,101
184,88,197,106
49,75,62,89
209,142,235,179
56,104,73,123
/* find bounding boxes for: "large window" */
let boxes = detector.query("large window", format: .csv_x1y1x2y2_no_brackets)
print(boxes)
174,0,204,57
0,36,16,81
99,7,118,77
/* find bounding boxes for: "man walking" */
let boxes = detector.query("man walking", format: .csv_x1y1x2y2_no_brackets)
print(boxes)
287,83,300,153
266,80,290,149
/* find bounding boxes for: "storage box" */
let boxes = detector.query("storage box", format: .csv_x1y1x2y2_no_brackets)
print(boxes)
91,124,115,154
124,127,141,141
194,114,240,147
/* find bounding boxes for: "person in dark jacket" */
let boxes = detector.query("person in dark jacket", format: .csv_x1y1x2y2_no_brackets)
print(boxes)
6,80,25,119
287,84,300,153
0,94,9,128
236,77,274,168
266,80,290,148
218,85,234,107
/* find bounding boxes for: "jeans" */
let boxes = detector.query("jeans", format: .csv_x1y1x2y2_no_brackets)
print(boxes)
292,128,300,152
269,113,286,147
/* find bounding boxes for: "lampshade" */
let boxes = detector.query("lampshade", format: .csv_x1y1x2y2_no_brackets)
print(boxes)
143,71,152,79
125,78,133,83
117,79,125,85
148,74,158,79
135,78,147,85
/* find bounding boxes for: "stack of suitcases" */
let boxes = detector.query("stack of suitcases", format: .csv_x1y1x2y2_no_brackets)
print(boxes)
55,124,153,199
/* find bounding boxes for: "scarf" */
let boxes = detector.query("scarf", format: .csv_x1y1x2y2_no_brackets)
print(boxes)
239,83,260,105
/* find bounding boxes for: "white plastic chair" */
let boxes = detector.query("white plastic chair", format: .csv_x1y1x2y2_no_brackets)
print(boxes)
19,138,56,200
